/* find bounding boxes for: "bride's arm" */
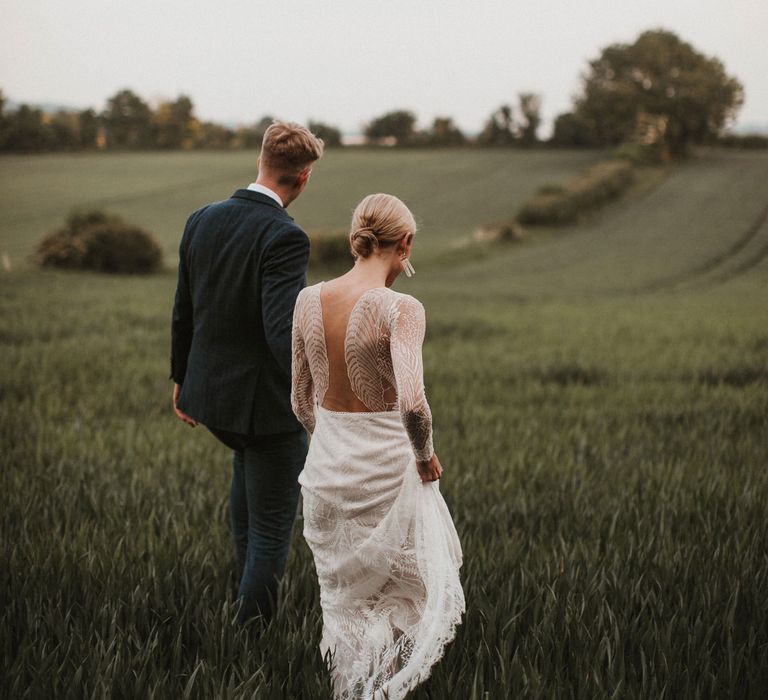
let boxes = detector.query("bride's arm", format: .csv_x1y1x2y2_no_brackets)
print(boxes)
291,295,315,434
391,296,434,462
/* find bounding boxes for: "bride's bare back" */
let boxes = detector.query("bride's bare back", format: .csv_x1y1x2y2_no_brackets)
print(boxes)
319,279,397,412
291,279,434,462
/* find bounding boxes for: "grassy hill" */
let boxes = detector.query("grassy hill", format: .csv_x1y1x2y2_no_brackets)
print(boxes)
0,148,606,262
1,147,767,697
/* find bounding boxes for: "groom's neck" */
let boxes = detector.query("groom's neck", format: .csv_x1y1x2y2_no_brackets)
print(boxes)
255,173,297,209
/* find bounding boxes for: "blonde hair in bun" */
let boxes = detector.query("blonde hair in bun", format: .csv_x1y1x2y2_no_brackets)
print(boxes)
349,193,417,260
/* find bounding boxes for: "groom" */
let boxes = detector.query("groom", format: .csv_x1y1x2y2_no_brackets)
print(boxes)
170,120,324,623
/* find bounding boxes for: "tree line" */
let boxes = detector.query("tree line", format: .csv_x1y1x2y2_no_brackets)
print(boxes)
0,30,749,157
0,89,344,153
362,30,746,157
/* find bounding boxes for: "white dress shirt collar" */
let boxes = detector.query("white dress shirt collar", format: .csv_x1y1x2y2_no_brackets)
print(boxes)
246,182,284,208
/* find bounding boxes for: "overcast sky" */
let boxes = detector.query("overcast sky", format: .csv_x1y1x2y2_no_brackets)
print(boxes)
2,0,766,135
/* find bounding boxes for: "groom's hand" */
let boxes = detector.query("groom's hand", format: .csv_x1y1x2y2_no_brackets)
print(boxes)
172,383,198,428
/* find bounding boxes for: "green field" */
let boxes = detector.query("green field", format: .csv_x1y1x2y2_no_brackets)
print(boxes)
2,148,768,698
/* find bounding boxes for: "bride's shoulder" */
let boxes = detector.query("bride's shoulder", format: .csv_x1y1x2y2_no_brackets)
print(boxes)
387,287,423,306
384,289,426,323
297,282,322,300
295,283,322,314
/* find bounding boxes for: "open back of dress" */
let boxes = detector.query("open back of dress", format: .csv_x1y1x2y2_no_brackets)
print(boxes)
291,281,464,700
292,282,434,462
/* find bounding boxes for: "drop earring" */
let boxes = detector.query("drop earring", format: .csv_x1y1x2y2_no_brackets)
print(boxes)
401,257,415,277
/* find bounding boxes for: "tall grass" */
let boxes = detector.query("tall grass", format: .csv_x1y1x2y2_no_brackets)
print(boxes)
2,262,767,697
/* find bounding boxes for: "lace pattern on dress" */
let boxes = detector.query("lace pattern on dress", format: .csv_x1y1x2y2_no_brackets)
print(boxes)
291,284,434,462
300,411,464,700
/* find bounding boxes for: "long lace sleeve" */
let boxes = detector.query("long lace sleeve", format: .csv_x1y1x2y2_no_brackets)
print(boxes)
390,296,434,462
291,295,315,434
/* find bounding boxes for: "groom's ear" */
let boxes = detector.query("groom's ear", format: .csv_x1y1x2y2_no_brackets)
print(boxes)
296,166,312,187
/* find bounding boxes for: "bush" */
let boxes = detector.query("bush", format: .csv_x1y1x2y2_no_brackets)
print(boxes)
307,228,352,267
78,223,163,273
35,209,163,274
65,208,121,234
517,160,634,225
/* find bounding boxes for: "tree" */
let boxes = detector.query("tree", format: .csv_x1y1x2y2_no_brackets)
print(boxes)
49,110,82,150
426,117,465,146
1,104,55,152
573,29,744,155
308,120,342,147
518,93,541,146
0,90,8,149
77,109,99,149
199,121,234,149
550,111,600,147
364,110,417,146
0,93,99,152
478,104,516,146
235,115,275,149
152,94,197,149
103,89,152,149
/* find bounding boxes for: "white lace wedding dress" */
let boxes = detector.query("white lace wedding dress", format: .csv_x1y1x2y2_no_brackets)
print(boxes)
291,282,464,700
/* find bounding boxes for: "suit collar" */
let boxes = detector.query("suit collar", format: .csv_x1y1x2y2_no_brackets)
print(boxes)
231,189,293,218
245,182,283,207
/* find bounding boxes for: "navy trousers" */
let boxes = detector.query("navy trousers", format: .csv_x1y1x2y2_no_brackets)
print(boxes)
208,426,308,623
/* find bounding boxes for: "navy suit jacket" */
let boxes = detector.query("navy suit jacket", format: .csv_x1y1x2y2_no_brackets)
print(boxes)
170,189,310,435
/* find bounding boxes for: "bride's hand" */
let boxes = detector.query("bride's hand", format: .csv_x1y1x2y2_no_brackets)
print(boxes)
417,454,443,482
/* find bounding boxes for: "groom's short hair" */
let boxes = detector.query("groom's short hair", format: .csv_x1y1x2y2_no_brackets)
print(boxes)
260,120,324,184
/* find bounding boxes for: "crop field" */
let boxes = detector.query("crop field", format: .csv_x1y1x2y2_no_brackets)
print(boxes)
1,147,768,698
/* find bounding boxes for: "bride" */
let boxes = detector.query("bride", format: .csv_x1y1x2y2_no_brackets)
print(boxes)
291,193,464,699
